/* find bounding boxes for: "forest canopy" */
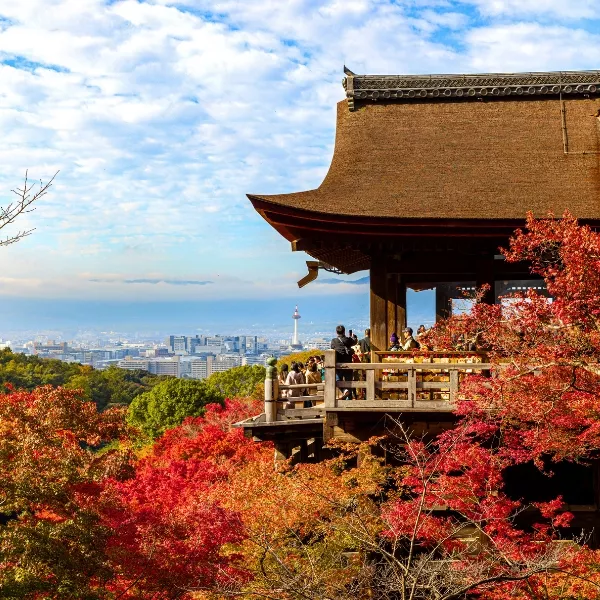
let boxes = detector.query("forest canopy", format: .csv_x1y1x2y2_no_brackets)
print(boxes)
0,349,162,410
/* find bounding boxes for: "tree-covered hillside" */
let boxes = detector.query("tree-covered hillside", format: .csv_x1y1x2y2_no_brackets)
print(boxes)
0,348,162,410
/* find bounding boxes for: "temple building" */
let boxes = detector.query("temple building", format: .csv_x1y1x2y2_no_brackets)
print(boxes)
239,69,600,541
248,69,600,350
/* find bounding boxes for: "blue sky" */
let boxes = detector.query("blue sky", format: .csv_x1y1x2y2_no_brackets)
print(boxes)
0,0,599,305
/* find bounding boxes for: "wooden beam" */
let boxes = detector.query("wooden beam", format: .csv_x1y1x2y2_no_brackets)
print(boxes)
324,349,337,409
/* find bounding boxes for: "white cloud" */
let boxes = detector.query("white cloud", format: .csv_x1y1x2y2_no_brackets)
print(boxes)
0,0,596,302
465,23,600,72
459,0,600,20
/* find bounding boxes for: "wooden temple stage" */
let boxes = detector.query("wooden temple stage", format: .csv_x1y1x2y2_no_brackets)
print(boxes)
235,349,489,461
234,68,600,532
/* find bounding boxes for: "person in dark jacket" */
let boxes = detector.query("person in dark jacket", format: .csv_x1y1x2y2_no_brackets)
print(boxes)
356,328,371,399
359,328,371,360
330,324,355,399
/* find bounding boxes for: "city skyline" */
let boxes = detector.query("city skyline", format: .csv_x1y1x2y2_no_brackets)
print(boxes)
0,1,599,309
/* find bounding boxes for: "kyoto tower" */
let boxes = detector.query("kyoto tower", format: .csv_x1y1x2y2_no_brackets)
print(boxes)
291,305,302,348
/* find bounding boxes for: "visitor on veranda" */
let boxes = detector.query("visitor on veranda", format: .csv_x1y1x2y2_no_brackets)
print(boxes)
279,363,289,395
388,332,401,351
356,328,371,399
285,362,305,397
359,328,371,361
330,325,355,399
416,324,428,349
402,327,420,350
305,362,321,407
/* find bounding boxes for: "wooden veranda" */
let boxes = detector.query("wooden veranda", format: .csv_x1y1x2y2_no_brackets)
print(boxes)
234,349,489,456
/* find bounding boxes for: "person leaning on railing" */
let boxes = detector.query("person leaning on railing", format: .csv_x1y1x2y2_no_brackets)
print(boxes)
402,327,420,350
356,328,371,399
359,328,371,359
388,332,401,351
285,362,305,395
416,324,429,350
278,363,289,398
305,362,321,407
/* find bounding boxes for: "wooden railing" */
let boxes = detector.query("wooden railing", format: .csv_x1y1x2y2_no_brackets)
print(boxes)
263,350,490,422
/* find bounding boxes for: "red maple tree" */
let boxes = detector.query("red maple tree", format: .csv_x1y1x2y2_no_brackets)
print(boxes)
99,399,263,599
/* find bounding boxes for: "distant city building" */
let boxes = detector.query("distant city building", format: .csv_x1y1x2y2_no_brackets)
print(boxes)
152,358,180,376
165,335,187,354
306,338,330,351
165,335,205,355
212,354,243,373
118,356,180,377
117,357,151,372
243,353,271,366
165,333,262,356
33,341,69,355
189,355,214,380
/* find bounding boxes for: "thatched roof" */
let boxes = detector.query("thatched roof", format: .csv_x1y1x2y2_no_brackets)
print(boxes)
248,70,600,222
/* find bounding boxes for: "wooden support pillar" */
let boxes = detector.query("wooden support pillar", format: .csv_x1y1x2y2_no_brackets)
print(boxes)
476,255,496,305
274,442,291,466
397,275,407,339
324,412,338,443
371,260,407,350
370,260,387,351
435,286,451,322
264,357,278,423
299,439,309,463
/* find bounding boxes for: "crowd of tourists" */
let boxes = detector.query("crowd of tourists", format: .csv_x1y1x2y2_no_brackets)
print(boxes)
279,355,325,408
279,323,460,404
329,324,431,399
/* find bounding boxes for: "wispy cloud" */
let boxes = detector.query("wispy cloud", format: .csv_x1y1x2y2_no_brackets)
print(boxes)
318,277,370,286
89,278,213,286
458,0,600,20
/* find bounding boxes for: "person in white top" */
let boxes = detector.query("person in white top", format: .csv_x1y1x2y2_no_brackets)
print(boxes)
285,362,305,397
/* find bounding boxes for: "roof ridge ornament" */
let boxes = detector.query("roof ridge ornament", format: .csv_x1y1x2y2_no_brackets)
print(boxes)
344,69,600,111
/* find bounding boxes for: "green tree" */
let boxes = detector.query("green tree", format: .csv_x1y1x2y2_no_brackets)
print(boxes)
84,365,161,410
0,350,161,411
205,364,266,399
277,350,321,370
127,378,224,439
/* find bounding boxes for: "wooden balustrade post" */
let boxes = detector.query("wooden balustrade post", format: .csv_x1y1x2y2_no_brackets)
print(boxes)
324,349,337,409
366,368,375,402
264,357,278,423
408,367,417,408
449,369,459,403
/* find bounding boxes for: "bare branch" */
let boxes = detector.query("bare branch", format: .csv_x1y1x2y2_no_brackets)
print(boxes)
0,170,58,246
